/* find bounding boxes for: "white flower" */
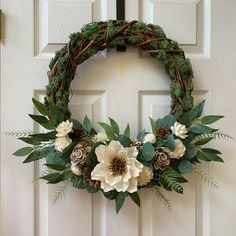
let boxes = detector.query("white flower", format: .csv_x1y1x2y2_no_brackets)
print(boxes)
143,133,157,144
94,132,108,142
56,120,73,137
55,136,72,152
91,141,143,193
138,166,153,186
71,165,82,176
171,122,188,139
170,139,186,159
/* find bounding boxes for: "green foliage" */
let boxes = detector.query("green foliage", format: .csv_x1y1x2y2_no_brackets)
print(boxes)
109,117,120,135
196,149,224,163
85,142,103,166
154,187,172,210
193,169,219,188
51,182,69,205
118,135,131,147
138,142,155,163
149,117,157,133
183,141,198,160
29,114,56,130
137,129,147,142
32,98,49,116
18,137,41,146
83,115,92,134
164,134,175,151
115,192,128,214
178,160,192,174
99,122,117,140
201,115,224,125
129,192,140,207
156,168,187,194
124,124,130,138
194,137,213,146
13,147,34,156
156,115,176,129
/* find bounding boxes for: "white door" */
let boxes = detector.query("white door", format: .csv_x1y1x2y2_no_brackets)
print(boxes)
1,0,235,236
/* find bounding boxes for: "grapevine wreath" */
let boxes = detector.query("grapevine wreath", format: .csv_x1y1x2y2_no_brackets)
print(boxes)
13,20,227,213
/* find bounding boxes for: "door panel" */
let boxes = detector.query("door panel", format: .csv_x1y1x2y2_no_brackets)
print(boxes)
1,1,236,236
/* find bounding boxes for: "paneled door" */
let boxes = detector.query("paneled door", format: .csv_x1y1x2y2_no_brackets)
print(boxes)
1,0,236,236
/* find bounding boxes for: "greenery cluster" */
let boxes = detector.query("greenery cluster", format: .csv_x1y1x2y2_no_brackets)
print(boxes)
13,98,226,213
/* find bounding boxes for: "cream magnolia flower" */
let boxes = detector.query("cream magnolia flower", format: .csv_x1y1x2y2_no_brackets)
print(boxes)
143,133,157,144
94,132,108,142
171,122,188,139
55,136,72,152
71,165,82,176
56,120,73,137
138,166,153,186
170,139,186,159
91,141,143,193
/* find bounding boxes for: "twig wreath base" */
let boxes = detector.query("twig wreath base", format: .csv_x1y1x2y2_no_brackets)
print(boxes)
12,21,227,213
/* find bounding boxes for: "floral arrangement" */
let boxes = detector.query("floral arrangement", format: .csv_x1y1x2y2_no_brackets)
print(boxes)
13,99,226,212
11,20,228,213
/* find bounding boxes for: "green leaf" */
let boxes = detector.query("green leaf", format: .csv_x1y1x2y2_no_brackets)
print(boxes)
137,129,147,142
44,163,67,171
86,185,99,193
118,135,131,147
201,115,224,125
29,114,55,130
183,142,198,160
59,141,78,161
13,147,34,156
72,175,88,189
85,142,104,166
23,150,43,163
189,127,203,135
83,115,92,134
195,123,218,134
69,119,82,129
99,122,117,140
30,131,56,141
129,192,140,207
194,137,213,146
201,148,222,155
103,190,118,200
18,137,41,145
149,117,157,133
32,98,49,116
165,135,175,151
178,160,192,174
40,172,61,182
189,100,205,123
115,192,128,214
161,115,176,128
109,117,120,135
124,124,130,138
139,142,155,162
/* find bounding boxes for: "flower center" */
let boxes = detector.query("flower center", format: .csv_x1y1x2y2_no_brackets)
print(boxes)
109,156,127,177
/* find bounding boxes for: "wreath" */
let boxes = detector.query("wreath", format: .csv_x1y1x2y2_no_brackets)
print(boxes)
13,20,227,213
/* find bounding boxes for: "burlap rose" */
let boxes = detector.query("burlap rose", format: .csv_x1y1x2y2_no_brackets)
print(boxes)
153,147,170,170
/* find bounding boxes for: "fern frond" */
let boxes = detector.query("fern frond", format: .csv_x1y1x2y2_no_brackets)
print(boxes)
193,168,219,188
154,187,172,210
5,129,33,137
196,132,233,140
51,182,69,205
157,171,183,194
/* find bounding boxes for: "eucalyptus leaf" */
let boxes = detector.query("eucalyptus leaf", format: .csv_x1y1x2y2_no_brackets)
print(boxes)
178,160,192,174
188,100,205,123
165,134,175,151
83,115,92,134
118,135,131,147
45,163,67,171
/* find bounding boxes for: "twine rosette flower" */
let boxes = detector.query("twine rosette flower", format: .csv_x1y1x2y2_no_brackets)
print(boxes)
11,20,228,213
91,141,143,193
